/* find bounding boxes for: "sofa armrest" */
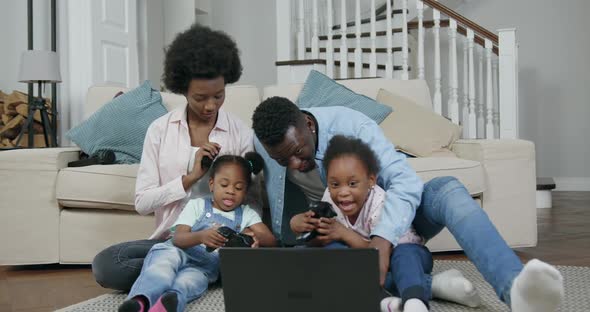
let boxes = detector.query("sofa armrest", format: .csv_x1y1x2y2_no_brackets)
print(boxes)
0,147,81,171
0,147,80,265
451,139,537,248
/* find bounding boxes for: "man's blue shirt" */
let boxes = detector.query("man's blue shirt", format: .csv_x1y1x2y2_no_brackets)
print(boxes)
255,106,423,245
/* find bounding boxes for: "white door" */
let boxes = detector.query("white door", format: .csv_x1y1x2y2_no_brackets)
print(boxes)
91,0,139,87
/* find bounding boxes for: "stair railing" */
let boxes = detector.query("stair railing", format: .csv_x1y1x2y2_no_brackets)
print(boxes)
275,0,519,139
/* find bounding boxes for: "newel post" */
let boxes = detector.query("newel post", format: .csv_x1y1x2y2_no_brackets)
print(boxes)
498,28,519,139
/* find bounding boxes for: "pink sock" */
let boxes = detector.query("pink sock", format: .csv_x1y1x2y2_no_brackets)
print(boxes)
148,293,178,312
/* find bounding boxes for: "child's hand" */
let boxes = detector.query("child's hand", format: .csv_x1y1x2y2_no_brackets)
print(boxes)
290,211,320,234
315,217,346,245
242,228,260,248
197,227,227,249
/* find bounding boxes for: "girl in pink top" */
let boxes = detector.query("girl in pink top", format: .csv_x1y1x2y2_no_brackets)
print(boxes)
291,135,481,312
92,23,261,292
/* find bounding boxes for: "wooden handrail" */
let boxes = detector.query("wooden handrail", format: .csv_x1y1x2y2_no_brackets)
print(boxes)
421,0,498,44
410,20,499,55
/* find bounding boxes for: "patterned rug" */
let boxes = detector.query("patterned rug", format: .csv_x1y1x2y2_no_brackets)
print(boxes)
57,260,589,312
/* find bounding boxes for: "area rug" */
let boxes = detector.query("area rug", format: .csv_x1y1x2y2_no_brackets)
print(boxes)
56,260,589,311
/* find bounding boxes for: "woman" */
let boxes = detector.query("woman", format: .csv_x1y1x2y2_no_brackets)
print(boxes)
92,23,260,291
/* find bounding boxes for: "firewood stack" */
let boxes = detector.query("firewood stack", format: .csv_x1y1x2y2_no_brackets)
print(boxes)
0,90,52,148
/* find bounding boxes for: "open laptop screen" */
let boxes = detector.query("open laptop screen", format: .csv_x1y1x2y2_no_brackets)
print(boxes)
219,248,382,312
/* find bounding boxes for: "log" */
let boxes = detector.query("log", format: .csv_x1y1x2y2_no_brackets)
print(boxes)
12,134,47,148
0,115,24,136
4,91,27,113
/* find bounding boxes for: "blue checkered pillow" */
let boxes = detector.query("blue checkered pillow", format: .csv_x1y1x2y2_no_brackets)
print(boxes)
66,81,167,164
296,70,392,124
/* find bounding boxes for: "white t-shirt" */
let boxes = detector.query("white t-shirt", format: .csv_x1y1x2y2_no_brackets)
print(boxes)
171,197,262,232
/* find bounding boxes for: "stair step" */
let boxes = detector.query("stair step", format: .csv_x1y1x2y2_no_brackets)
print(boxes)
305,47,411,53
275,59,410,72
332,9,410,31
537,177,556,191
334,60,409,71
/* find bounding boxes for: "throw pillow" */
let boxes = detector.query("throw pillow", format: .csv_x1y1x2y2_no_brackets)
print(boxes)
296,70,392,124
377,88,461,157
66,80,167,164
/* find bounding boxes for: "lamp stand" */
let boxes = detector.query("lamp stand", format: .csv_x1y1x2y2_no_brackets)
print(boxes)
14,82,55,148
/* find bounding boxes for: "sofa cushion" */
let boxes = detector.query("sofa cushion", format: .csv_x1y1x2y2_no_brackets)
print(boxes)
296,70,392,124
377,89,461,157
67,81,167,163
60,208,154,264
407,157,485,195
56,164,138,211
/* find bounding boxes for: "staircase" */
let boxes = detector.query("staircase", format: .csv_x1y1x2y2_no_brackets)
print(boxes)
275,0,519,140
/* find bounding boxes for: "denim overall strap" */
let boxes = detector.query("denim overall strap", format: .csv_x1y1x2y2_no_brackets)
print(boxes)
191,197,244,233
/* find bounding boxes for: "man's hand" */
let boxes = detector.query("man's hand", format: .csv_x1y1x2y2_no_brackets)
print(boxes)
315,217,346,245
290,211,319,234
369,236,392,286
197,227,227,250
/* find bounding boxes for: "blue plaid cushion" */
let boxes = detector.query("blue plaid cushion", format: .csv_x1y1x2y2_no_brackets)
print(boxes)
296,70,392,124
66,81,167,164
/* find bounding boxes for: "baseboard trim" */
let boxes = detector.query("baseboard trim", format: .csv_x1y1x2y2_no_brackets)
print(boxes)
554,177,590,191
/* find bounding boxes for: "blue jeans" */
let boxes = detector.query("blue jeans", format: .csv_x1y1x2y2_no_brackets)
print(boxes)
127,242,219,312
324,242,432,306
413,176,523,304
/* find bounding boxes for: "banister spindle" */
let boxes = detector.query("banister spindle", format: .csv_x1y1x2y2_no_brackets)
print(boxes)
385,0,393,78
354,0,362,77
433,9,442,114
417,0,425,80
462,30,469,138
340,0,348,79
448,19,459,124
493,57,500,138
401,0,409,80
326,0,334,78
467,29,476,139
369,0,377,76
477,44,484,138
297,0,305,60
311,0,319,59
485,39,494,138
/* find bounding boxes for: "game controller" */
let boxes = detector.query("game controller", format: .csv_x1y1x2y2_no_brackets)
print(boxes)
206,226,254,252
201,155,214,170
299,201,337,242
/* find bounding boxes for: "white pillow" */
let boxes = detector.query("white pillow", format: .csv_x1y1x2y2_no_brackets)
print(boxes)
377,88,461,157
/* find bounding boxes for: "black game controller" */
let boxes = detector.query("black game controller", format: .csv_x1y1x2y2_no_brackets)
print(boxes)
299,201,337,242
206,226,255,252
201,155,214,170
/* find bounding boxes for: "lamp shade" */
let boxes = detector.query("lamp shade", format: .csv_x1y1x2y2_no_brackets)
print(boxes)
18,50,62,83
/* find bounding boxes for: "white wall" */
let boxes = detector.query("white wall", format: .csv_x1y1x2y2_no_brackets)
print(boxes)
454,0,590,190
210,0,277,89
0,0,52,94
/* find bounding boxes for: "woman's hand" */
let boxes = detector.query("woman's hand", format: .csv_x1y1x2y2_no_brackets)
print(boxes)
183,142,220,190
315,217,346,244
290,211,320,234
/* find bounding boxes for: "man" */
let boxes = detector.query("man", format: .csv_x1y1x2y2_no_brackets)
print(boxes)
252,96,564,312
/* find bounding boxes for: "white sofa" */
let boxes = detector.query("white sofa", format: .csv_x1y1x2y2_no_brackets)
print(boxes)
0,79,537,265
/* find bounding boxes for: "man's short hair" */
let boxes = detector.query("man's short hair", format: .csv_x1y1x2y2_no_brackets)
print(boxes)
252,96,303,146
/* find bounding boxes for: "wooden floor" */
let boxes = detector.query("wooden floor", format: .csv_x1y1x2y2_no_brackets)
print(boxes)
1,191,589,311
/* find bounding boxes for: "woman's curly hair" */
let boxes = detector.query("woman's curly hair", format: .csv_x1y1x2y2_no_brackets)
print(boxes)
163,23,242,94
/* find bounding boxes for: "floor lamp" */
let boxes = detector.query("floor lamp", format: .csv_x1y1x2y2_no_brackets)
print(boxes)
15,50,61,148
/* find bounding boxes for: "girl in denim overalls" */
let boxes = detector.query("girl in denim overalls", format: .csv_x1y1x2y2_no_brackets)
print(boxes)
119,153,276,312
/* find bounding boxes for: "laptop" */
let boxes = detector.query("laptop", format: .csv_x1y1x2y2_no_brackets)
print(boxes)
219,248,386,312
